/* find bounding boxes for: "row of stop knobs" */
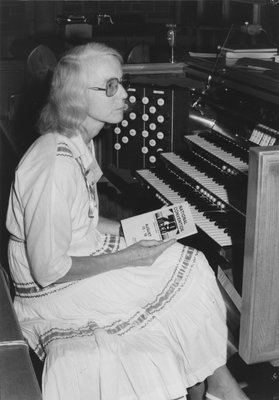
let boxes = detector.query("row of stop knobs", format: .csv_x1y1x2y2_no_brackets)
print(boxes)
113,89,171,164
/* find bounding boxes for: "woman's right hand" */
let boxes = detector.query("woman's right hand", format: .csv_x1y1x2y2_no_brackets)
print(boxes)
122,239,176,267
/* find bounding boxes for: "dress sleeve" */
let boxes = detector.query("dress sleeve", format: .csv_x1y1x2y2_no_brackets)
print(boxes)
24,156,78,287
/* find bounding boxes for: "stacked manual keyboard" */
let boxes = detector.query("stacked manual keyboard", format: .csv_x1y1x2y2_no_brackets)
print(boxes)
135,130,249,259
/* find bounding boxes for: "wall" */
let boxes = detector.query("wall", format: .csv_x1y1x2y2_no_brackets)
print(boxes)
1,1,278,60
1,1,278,123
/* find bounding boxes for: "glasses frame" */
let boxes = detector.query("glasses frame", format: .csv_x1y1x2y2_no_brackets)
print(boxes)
88,77,129,97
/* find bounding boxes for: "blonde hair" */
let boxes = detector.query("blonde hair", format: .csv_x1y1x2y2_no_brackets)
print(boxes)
38,42,123,138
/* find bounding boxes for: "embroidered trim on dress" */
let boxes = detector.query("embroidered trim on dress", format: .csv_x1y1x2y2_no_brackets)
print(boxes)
14,281,78,297
91,234,121,255
57,142,73,158
75,156,97,218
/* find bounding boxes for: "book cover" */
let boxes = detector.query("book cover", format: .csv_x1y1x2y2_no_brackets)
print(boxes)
121,202,197,246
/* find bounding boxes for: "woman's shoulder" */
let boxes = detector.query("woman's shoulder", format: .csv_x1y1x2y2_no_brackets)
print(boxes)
19,133,59,163
21,133,77,165
16,133,79,185
14,134,80,198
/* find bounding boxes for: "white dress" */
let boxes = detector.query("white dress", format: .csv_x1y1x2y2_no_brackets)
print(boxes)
6,132,228,400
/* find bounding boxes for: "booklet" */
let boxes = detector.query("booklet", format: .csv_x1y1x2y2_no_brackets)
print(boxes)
121,202,197,246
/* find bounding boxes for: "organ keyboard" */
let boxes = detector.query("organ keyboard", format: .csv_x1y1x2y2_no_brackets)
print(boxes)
136,168,233,248
123,58,279,365
185,133,249,173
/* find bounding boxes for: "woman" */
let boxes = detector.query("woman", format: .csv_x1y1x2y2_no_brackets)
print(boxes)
6,42,248,400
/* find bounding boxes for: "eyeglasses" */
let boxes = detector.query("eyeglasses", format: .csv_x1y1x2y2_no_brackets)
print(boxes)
88,77,129,97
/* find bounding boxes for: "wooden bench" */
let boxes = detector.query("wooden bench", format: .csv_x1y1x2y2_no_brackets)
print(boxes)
0,265,42,400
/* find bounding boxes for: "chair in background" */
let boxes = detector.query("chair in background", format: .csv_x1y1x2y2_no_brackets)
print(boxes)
126,43,151,64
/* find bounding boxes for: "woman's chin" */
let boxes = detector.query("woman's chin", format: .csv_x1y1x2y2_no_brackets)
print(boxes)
111,111,125,124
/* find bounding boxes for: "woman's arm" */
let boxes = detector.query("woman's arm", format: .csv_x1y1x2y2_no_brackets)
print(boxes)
55,239,175,283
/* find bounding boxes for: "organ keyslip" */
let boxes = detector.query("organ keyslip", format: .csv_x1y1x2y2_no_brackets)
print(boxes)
121,58,279,365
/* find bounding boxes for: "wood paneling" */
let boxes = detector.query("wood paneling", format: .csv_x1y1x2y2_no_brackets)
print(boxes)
240,146,279,364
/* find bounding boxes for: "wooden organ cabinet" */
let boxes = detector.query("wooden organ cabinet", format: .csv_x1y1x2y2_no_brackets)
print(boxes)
110,60,279,366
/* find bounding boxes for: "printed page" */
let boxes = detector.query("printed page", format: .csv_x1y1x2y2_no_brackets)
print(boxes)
121,202,197,246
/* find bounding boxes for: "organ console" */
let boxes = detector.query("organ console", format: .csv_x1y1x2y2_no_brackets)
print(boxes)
112,58,279,366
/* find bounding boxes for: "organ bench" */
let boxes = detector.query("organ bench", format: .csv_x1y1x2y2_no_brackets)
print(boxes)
0,265,42,400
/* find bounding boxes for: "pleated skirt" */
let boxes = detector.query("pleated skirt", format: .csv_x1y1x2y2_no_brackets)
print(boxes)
15,240,228,400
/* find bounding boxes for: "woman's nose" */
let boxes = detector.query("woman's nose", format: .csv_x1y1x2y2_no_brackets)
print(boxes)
119,83,128,99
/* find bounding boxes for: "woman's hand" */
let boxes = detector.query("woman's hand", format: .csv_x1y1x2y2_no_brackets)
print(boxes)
121,239,176,267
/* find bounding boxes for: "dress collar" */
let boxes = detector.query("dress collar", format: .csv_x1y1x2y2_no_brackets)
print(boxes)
60,133,103,184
